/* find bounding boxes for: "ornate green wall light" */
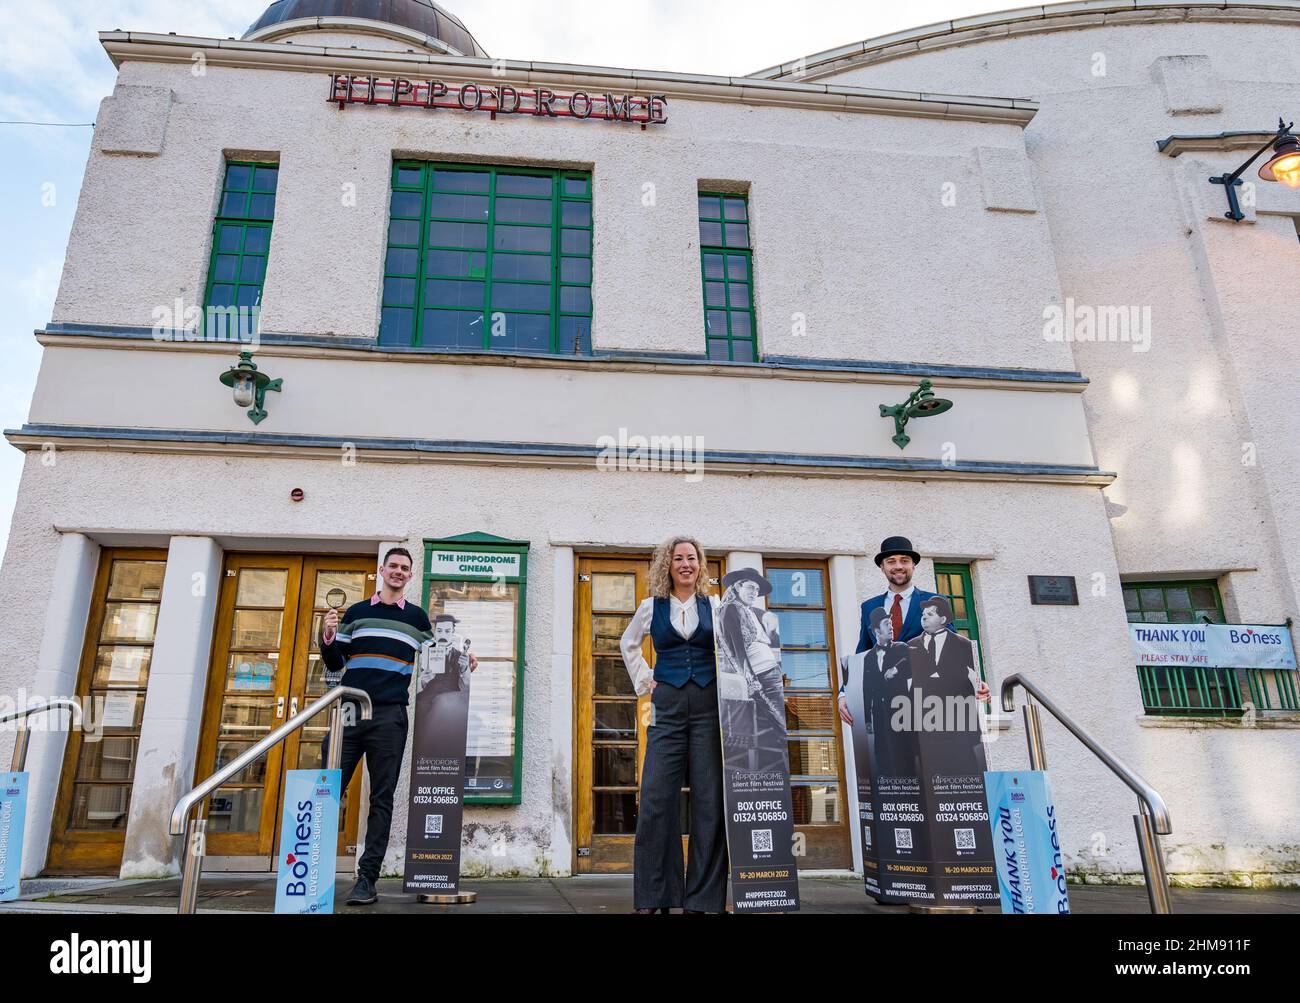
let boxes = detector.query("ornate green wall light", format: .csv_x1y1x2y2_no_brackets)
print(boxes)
879,379,953,450
219,351,282,425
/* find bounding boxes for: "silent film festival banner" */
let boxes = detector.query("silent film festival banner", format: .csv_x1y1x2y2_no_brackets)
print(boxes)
842,600,998,907
715,570,800,913
402,615,474,896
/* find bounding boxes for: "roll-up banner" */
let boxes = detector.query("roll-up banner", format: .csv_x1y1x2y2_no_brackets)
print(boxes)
0,772,28,903
985,770,1071,914
715,570,800,913
402,618,473,896
274,769,341,914
843,618,998,907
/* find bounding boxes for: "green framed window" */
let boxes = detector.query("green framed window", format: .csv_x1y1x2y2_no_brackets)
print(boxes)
698,191,756,362
1123,580,1224,625
1123,579,1298,716
204,162,278,340
934,563,985,681
382,162,593,353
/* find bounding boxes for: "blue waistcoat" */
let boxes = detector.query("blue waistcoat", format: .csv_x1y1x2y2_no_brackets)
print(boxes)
650,595,715,688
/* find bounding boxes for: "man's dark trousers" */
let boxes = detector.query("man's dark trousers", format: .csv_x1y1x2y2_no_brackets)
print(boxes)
321,701,408,882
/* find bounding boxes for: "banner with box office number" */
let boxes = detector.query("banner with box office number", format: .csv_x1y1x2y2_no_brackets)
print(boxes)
842,620,998,907
401,614,473,896
715,570,800,913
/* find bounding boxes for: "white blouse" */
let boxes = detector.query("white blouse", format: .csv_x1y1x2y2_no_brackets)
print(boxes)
620,593,722,696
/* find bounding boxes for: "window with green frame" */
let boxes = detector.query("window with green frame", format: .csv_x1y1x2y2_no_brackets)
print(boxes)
1123,579,1250,716
698,191,757,362
204,161,278,340
934,563,985,681
382,162,593,353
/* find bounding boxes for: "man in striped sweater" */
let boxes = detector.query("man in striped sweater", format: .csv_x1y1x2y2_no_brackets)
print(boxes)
320,546,476,905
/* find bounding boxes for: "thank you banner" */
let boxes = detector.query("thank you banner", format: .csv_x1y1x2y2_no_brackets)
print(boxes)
985,771,1070,914
0,772,28,902
1129,623,1296,670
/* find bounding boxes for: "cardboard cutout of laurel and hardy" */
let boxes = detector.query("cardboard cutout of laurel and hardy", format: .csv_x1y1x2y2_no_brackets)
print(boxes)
414,613,472,748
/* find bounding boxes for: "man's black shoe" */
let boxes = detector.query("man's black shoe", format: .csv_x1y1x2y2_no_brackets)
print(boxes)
346,875,378,905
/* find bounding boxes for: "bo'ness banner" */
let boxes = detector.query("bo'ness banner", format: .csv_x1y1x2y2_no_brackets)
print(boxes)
845,599,998,907
274,769,341,914
0,772,28,902
985,771,1070,914
715,570,799,913
402,618,473,896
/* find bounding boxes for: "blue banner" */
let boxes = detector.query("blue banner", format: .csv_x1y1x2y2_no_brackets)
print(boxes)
984,771,1070,915
0,772,28,902
274,769,341,915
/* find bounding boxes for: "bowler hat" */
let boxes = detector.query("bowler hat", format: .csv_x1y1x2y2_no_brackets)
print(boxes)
874,536,921,567
868,606,890,631
722,568,772,596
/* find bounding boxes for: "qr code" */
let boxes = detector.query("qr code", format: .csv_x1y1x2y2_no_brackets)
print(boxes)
424,814,443,836
955,828,976,850
751,829,773,853
894,828,913,850
863,827,872,848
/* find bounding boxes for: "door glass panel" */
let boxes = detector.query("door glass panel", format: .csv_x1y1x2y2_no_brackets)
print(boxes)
231,609,284,648
69,784,132,830
65,556,165,833
592,573,637,612
92,646,151,687
313,571,368,608
207,787,265,833
593,745,637,787
100,603,158,643
236,568,289,606
594,655,634,696
593,791,637,834
225,651,280,691
791,783,840,824
593,700,637,739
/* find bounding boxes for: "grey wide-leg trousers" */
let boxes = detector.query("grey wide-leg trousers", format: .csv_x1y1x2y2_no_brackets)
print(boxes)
633,678,728,911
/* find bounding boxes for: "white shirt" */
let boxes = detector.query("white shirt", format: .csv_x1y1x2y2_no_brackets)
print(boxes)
620,594,722,697
921,628,947,670
885,585,915,627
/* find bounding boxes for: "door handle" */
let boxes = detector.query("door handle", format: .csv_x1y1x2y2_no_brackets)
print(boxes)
276,696,285,719
289,697,299,718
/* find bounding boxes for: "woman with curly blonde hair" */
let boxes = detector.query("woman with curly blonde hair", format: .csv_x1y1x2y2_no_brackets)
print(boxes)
619,535,726,913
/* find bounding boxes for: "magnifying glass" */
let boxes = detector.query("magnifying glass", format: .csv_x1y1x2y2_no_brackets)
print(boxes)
325,588,347,610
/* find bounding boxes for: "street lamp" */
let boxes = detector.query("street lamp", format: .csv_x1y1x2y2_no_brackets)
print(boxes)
219,351,282,425
1210,117,1300,221
879,379,954,450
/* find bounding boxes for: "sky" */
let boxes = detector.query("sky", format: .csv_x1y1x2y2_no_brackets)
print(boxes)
0,0,1016,554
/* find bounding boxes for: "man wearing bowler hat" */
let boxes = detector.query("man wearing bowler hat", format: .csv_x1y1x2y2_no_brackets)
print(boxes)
838,536,954,726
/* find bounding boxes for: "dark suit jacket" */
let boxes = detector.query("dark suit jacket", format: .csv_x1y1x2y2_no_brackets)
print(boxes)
860,643,916,776
854,589,956,655
906,629,976,700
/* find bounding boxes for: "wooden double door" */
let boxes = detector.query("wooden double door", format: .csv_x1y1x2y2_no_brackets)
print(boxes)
193,554,374,868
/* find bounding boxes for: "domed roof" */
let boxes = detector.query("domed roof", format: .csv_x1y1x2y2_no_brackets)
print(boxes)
244,0,488,58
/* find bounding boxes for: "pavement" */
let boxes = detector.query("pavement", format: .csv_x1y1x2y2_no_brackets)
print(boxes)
3,874,1298,914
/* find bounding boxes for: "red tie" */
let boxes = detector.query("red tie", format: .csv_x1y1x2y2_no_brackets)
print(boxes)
890,593,904,640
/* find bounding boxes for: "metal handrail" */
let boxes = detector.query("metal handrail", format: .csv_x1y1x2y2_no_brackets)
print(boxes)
1001,673,1173,913
170,685,372,914
1,699,83,772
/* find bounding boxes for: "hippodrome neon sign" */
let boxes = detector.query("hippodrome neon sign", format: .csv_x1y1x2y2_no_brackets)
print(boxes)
328,74,668,125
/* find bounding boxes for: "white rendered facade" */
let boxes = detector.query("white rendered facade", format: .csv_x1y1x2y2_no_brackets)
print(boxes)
1,1,1297,887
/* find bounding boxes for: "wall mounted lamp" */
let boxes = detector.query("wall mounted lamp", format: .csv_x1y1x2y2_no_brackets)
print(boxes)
219,350,282,425
879,379,953,450
1210,117,1300,221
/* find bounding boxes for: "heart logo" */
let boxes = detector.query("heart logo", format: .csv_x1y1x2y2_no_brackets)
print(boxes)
1051,866,1058,879
286,853,297,865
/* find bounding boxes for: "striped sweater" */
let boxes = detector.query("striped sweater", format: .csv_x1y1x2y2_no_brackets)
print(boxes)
322,598,432,706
